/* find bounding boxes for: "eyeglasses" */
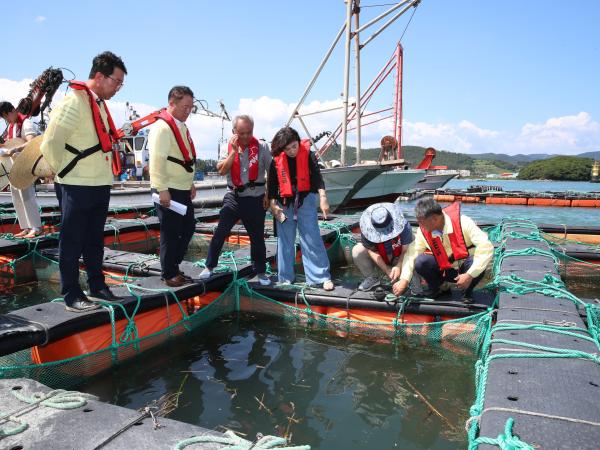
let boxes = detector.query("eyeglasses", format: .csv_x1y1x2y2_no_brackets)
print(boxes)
106,74,125,88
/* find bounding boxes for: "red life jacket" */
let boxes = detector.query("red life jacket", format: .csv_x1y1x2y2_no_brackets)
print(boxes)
420,202,469,271
376,235,403,265
7,113,28,139
274,139,311,198
229,136,260,187
156,109,197,173
66,81,121,176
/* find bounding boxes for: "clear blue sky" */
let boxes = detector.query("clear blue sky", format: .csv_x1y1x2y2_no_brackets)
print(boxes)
2,1,600,154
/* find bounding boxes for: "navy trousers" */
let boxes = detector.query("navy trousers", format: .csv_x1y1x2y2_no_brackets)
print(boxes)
205,192,266,274
59,184,110,303
154,188,195,279
415,254,485,297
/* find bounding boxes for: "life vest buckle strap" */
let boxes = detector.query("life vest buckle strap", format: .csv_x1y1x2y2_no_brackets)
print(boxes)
58,143,102,178
166,156,194,173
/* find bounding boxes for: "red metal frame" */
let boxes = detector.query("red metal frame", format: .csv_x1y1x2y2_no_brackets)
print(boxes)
316,41,404,160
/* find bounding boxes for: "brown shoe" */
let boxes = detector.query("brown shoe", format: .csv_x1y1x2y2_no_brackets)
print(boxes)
163,274,190,287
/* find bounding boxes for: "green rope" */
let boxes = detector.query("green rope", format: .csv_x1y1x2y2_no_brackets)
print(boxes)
472,418,534,450
0,389,93,438
173,430,310,450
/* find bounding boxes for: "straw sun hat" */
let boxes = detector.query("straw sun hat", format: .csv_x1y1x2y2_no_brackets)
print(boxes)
8,135,53,189
359,202,407,244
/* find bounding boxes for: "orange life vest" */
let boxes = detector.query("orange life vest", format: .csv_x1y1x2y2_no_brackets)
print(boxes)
420,202,469,271
376,235,403,265
274,139,311,198
61,81,121,177
7,113,28,139
157,109,196,173
230,136,259,187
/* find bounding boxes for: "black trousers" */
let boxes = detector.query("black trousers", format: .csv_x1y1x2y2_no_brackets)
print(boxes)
59,184,110,303
205,192,266,274
154,188,195,279
415,254,485,297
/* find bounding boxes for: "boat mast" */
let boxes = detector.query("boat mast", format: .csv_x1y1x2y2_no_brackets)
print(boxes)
286,1,420,162
340,0,354,166
354,1,362,165
393,43,404,159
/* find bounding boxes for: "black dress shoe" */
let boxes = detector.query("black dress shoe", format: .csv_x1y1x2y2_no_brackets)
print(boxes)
65,296,100,313
163,274,190,287
89,287,123,302
179,271,193,282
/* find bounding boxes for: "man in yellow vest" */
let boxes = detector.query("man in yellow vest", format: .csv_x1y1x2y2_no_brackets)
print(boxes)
41,51,127,312
393,197,493,300
148,86,197,287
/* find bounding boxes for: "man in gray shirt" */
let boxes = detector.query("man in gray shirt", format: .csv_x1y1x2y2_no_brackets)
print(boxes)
201,115,272,285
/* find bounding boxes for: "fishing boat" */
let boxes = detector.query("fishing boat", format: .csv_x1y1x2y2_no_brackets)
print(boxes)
284,3,429,209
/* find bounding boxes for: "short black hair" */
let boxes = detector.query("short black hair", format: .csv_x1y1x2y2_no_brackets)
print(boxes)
271,126,301,157
0,101,15,118
89,51,127,79
415,196,443,220
168,86,194,102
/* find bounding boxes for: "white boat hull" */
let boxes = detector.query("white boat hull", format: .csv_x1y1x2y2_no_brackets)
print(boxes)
321,165,385,211
352,169,425,200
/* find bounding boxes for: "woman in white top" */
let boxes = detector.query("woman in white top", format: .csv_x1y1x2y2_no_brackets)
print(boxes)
0,101,42,238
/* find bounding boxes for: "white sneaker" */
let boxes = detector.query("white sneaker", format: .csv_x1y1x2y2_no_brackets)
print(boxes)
258,273,272,286
199,268,212,280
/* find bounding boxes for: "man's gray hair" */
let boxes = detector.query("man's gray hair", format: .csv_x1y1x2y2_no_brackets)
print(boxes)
232,114,254,130
415,196,443,220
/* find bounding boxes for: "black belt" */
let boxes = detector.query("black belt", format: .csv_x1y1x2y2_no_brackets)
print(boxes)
448,245,475,263
58,143,102,178
228,181,265,193
167,156,195,173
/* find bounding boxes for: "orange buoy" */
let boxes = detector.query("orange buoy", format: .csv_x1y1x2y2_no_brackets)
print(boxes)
434,194,455,203
571,199,600,208
485,197,527,205
528,198,571,207
459,196,480,203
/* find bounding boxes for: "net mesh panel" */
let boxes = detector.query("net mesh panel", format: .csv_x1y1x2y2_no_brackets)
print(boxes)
2,215,599,435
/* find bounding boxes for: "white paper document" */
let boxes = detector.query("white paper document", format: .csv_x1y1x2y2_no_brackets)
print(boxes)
152,193,188,216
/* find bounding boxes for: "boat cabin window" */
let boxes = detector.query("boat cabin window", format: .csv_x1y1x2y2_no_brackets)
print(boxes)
134,136,145,151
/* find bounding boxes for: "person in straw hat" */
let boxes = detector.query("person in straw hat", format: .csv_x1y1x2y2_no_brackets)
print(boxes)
394,197,493,301
0,101,42,238
40,51,127,313
352,202,413,292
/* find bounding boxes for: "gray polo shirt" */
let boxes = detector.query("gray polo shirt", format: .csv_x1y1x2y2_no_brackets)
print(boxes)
219,140,272,197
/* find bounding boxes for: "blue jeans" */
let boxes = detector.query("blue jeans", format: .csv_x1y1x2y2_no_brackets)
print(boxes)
276,193,331,285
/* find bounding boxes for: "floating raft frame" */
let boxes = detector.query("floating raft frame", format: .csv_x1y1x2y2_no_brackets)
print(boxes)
434,190,600,207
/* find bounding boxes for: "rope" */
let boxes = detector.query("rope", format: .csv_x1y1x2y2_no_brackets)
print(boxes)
479,406,600,427
472,418,534,450
173,430,311,450
1,389,92,438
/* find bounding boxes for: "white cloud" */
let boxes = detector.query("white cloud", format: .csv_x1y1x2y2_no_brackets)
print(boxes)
2,77,598,158
34,16,46,23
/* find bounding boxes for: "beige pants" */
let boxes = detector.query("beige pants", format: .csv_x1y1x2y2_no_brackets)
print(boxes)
11,185,41,230
352,243,398,277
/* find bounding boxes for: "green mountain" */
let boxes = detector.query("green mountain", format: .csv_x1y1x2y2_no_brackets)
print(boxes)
517,156,593,181
322,144,519,175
